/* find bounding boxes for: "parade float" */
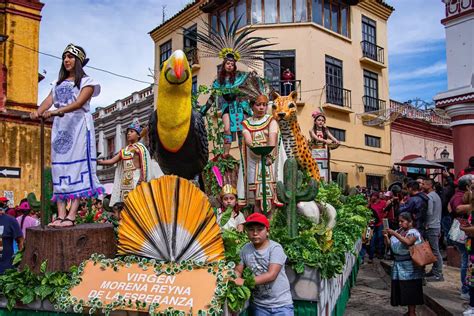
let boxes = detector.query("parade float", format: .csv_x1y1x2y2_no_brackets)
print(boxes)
0,42,370,315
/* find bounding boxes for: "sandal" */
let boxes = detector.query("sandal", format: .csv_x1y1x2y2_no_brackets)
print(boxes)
48,217,64,227
61,218,75,227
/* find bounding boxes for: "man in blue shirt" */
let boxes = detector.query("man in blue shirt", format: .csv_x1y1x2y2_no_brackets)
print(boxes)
0,197,23,274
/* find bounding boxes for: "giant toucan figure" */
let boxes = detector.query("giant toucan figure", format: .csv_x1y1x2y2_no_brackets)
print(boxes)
148,50,208,180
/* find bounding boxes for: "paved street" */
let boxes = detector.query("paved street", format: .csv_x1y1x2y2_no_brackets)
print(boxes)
345,259,436,316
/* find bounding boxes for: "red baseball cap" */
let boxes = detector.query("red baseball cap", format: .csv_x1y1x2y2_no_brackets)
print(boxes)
244,213,270,230
0,197,8,203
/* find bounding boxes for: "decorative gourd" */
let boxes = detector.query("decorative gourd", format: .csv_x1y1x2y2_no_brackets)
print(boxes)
118,175,225,262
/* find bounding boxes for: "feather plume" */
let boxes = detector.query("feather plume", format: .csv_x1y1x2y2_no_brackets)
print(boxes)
192,16,277,69
212,166,224,188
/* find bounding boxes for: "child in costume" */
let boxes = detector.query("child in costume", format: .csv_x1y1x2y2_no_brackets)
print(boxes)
234,213,293,315
309,111,339,182
216,184,245,232
98,119,153,205
237,95,285,213
31,44,103,227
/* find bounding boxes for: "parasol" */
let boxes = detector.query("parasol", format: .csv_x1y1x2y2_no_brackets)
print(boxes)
394,157,446,169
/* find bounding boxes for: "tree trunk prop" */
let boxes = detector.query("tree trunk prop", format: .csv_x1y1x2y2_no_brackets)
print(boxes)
21,223,116,273
276,159,318,238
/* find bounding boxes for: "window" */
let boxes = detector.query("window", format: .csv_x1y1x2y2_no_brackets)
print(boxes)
106,137,115,158
183,25,197,65
280,0,293,23
331,172,348,182
362,16,377,60
366,175,382,191
252,0,263,23
211,14,218,32
295,0,307,22
264,51,296,96
362,16,376,44
236,0,247,27
325,55,343,105
192,76,198,94
363,70,379,111
365,135,381,148
328,127,345,142
312,0,350,37
265,0,277,23
159,40,172,69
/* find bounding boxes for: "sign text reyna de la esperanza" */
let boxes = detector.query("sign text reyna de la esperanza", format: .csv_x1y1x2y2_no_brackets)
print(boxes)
69,261,218,312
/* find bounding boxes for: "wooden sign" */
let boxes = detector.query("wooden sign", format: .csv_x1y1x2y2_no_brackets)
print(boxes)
69,260,219,314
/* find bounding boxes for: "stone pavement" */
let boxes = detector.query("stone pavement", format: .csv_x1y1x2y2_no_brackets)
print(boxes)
345,259,436,316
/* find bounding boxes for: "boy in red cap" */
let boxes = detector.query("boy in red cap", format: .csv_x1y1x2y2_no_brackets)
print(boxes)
234,213,293,315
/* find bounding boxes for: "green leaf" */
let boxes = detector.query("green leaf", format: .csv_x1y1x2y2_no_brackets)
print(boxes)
40,260,47,274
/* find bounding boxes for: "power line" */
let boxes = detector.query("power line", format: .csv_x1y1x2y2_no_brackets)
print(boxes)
10,40,154,85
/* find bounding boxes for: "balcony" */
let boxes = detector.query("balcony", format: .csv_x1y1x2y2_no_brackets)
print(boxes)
325,85,352,108
269,80,302,101
184,47,200,71
363,95,386,112
360,41,386,69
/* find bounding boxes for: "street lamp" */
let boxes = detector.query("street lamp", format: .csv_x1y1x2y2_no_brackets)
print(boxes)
356,164,364,173
440,148,450,159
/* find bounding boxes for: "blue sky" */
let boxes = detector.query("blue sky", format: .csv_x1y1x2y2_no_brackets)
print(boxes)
385,0,447,104
36,0,447,109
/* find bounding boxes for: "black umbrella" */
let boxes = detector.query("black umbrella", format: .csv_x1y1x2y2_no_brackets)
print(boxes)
394,157,446,169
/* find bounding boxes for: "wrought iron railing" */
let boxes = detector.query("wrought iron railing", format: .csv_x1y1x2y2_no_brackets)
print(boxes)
363,95,386,112
268,80,301,99
325,84,351,108
184,47,199,66
361,41,384,64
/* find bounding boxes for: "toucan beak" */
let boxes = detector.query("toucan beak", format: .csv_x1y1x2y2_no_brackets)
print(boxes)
172,51,185,80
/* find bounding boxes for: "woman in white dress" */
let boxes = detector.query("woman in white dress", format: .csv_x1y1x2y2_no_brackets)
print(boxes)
31,44,103,227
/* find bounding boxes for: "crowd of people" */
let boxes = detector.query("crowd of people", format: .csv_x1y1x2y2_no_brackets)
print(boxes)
360,156,474,316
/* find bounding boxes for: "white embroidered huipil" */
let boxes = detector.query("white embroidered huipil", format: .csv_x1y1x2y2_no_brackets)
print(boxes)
50,77,104,201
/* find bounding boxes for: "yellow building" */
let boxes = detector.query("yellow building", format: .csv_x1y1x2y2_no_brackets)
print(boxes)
150,0,394,190
0,0,48,205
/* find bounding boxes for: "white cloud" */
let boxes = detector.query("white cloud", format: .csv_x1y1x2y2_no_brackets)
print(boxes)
390,61,446,81
37,0,191,110
386,0,446,56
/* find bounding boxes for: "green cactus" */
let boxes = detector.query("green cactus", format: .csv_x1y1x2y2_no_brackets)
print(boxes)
276,158,318,238
27,167,56,226
336,172,347,190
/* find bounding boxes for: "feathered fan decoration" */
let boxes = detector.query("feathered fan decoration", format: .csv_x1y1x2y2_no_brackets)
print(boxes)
192,16,276,69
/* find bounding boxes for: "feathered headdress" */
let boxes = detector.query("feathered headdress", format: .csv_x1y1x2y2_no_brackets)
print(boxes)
126,118,143,135
238,71,272,102
193,16,276,69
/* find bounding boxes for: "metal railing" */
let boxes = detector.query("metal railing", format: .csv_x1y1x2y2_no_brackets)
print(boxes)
184,47,199,66
361,41,384,64
363,95,386,112
325,84,351,108
268,80,301,99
